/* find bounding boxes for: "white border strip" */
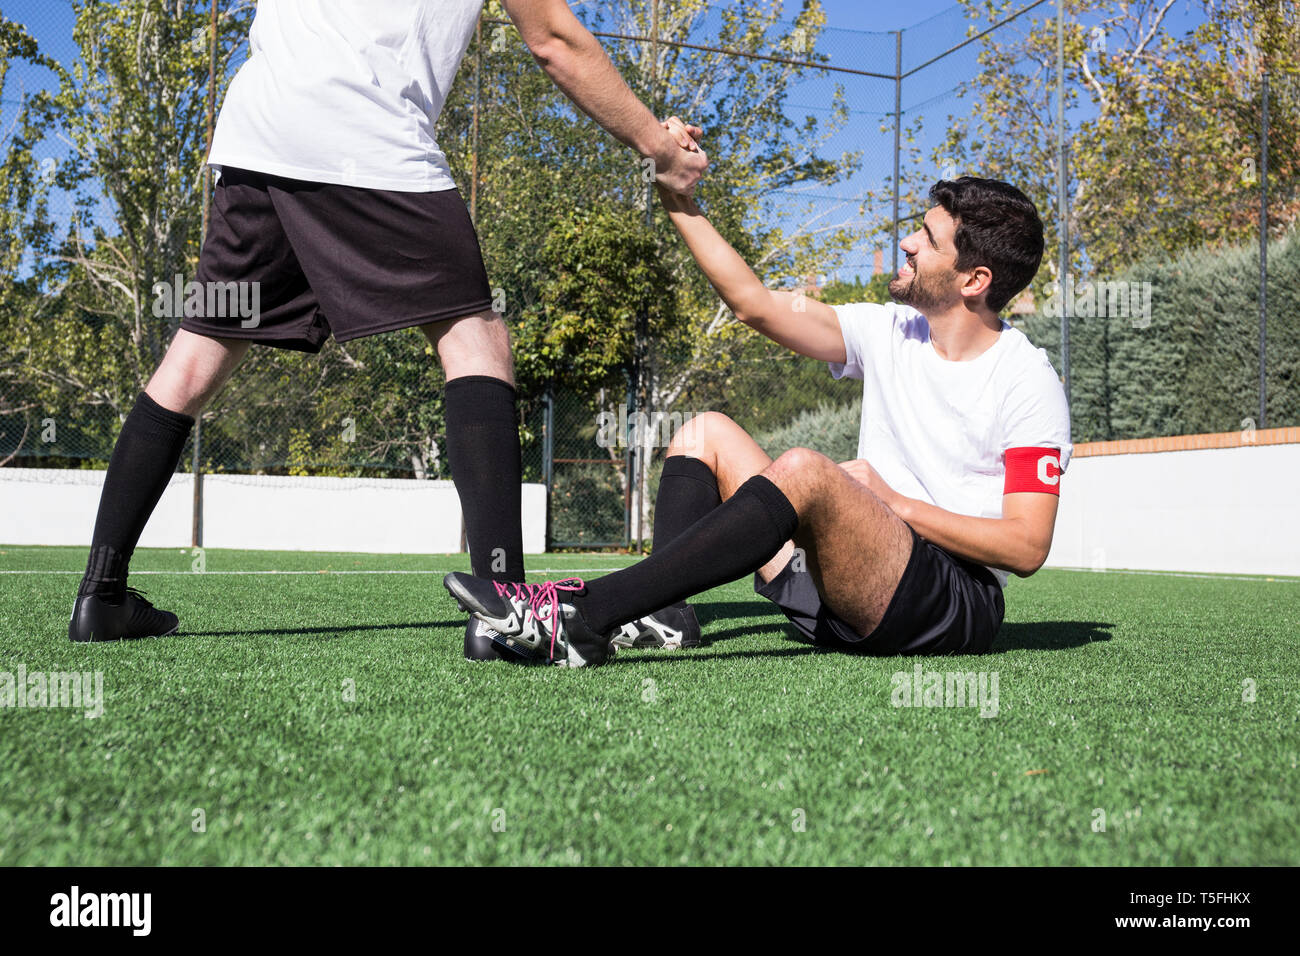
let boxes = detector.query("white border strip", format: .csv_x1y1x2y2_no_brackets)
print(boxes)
0,567,635,576
1,566,1296,583
1040,566,1299,584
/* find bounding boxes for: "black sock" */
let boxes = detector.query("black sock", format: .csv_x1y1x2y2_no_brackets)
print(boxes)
653,456,722,547
574,475,798,635
80,392,194,599
650,455,721,612
444,375,524,582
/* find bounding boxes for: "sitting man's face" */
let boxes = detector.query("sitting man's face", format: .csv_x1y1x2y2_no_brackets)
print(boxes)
890,206,965,314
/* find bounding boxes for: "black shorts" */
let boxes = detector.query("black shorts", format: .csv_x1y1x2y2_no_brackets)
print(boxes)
755,526,1005,656
180,167,493,352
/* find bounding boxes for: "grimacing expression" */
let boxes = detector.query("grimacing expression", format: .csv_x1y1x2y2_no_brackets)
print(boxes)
889,206,964,313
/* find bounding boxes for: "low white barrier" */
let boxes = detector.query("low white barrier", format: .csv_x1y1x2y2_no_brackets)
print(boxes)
0,469,547,555
4,439,1296,576
1046,441,1299,576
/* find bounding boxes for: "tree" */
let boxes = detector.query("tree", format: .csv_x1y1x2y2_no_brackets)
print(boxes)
444,0,868,537
1,0,253,467
0,15,57,463
941,0,1298,295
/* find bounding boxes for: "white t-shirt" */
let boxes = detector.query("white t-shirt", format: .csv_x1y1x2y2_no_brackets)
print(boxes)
208,0,484,192
830,302,1072,587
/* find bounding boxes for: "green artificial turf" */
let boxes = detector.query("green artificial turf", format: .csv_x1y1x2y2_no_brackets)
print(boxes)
0,545,1297,865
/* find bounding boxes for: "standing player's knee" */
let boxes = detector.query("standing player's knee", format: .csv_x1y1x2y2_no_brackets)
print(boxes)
435,310,515,384
483,312,514,372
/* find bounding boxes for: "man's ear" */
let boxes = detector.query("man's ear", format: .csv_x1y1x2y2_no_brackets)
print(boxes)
961,265,993,302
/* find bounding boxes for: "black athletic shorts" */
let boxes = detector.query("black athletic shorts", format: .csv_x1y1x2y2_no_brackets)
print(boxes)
755,526,1005,656
180,167,493,352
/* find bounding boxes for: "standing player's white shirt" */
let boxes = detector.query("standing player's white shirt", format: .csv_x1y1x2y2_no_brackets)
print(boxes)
208,0,484,192
830,302,1072,587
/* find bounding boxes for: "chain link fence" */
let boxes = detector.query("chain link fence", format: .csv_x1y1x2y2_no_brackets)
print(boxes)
2,0,1296,551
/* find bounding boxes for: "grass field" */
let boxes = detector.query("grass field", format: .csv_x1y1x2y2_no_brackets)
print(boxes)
1,544,1297,866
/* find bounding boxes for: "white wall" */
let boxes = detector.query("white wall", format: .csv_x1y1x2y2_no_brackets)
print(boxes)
1046,443,1300,576
4,445,1296,574
0,469,547,555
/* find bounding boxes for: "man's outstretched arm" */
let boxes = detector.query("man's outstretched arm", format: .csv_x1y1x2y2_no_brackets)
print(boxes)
502,0,707,195
656,184,847,363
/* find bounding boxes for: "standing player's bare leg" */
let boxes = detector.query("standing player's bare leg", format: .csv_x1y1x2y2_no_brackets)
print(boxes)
146,330,251,416
70,331,249,641
423,310,528,660
423,309,514,385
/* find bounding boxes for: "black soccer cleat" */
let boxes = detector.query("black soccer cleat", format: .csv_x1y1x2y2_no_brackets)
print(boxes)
443,571,612,668
609,603,702,650
463,617,533,664
69,588,179,643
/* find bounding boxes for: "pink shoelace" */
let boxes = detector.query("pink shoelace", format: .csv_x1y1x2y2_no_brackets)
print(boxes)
494,578,586,659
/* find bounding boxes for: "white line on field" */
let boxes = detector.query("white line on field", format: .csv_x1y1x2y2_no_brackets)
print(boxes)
1040,567,1299,584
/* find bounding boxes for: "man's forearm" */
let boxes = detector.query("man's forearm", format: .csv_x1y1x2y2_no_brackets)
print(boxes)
891,496,1044,577
660,188,847,361
525,23,668,160
660,195,772,321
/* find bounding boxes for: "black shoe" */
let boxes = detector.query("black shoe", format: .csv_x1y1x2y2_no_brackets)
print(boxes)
69,588,179,643
609,603,702,650
463,617,532,663
443,572,612,668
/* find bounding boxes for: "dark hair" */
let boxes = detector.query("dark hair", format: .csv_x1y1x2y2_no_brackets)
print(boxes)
928,177,1044,313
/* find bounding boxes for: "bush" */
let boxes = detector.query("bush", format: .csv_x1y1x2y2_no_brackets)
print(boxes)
549,459,626,546
753,397,861,462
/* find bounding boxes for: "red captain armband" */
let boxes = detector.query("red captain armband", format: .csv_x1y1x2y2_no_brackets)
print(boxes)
1004,447,1062,495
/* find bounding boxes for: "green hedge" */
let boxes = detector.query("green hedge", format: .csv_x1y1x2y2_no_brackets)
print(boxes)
753,397,862,462
1019,229,1298,441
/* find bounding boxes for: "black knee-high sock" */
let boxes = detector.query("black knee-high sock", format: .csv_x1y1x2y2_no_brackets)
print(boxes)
650,455,721,612
574,475,798,635
653,455,722,548
80,392,195,599
444,375,524,582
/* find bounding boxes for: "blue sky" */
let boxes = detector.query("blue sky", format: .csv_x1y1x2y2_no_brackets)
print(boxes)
1,0,985,278
2,1,1209,280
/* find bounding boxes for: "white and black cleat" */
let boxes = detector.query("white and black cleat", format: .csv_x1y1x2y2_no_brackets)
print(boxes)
463,617,535,663
610,604,702,650
443,572,612,668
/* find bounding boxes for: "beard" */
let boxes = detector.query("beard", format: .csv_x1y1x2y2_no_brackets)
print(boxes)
889,263,960,313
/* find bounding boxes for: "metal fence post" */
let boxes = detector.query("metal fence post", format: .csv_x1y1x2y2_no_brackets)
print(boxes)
632,0,659,555
470,14,482,225
624,375,634,551
542,387,554,550
191,0,218,549
1057,0,1070,409
891,29,902,276
1259,69,1268,429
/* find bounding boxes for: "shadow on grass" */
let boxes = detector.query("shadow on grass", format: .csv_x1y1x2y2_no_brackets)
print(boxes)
182,620,462,639
695,601,788,641
182,607,1113,660
693,600,1114,656
990,620,1114,653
